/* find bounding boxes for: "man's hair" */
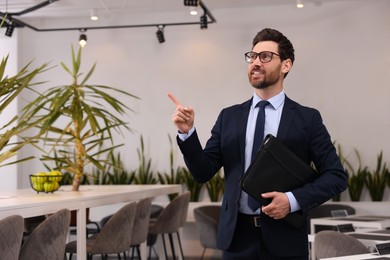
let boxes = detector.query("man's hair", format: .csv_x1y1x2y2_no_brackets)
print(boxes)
252,28,295,64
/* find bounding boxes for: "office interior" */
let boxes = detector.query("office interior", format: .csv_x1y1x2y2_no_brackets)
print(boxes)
1,0,390,259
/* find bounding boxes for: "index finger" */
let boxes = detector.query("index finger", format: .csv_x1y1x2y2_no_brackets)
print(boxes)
167,92,182,106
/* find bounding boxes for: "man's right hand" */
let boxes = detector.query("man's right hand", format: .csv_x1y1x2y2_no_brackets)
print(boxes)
168,92,195,134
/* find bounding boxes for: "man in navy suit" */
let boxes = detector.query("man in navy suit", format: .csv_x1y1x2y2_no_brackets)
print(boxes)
169,28,347,259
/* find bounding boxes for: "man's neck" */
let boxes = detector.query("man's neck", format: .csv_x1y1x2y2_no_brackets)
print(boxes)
255,84,284,100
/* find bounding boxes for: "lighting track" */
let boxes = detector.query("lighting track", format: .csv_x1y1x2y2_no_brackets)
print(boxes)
0,0,216,32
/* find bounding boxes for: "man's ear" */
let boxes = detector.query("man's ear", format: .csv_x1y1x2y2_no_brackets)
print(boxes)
282,59,293,74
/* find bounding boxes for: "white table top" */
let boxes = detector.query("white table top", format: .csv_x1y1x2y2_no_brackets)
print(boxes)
0,184,181,259
321,253,390,259
311,215,390,234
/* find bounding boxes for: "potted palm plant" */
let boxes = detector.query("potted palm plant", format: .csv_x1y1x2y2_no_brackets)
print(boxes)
23,46,138,191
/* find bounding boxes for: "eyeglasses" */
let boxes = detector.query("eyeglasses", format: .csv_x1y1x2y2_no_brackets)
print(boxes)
244,51,280,64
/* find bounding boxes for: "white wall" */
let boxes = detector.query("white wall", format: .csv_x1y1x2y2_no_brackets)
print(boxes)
2,0,390,196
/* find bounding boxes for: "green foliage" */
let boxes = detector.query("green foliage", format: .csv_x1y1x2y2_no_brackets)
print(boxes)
22,46,138,190
336,144,368,201
132,135,158,184
157,134,182,201
205,170,224,202
365,151,389,201
105,151,134,184
181,166,203,202
89,150,134,185
345,148,368,201
0,55,48,167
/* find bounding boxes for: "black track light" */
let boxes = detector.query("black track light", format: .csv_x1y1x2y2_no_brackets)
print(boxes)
184,0,199,7
5,19,15,37
156,25,165,44
200,14,208,29
79,29,87,47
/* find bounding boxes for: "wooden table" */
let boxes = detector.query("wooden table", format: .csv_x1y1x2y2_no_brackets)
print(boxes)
0,184,182,259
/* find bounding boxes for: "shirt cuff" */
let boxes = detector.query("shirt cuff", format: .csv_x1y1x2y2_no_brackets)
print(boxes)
285,191,301,213
177,127,195,141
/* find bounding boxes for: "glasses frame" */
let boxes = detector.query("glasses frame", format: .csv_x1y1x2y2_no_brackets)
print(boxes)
244,51,280,64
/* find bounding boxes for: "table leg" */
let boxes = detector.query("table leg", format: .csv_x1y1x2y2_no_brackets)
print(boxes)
76,207,87,259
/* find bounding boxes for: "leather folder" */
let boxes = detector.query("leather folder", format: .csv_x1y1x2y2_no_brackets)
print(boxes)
241,134,318,228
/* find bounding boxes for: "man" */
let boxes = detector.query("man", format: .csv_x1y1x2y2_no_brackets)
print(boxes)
169,28,347,259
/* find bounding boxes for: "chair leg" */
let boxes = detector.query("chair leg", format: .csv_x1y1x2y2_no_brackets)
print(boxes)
176,231,185,260
168,233,177,260
148,244,152,260
161,233,169,260
200,248,206,260
136,245,141,260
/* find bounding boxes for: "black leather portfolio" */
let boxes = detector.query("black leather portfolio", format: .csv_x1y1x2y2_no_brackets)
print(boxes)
241,134,318,228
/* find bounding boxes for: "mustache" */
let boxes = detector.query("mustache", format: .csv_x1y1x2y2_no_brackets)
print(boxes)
250,65,263,73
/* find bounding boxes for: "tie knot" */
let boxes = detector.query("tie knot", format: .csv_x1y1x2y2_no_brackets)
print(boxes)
256,100,270,109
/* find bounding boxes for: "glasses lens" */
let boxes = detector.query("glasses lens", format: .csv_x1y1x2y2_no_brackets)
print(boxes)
245,52,257,63
259,51,273,63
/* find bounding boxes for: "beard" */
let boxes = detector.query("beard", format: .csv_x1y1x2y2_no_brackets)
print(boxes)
249,66,281,90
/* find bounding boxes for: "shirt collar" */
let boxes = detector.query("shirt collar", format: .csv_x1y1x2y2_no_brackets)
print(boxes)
252,90,285,110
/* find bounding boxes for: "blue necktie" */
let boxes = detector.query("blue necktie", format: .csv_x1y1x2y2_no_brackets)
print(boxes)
248,100,270,211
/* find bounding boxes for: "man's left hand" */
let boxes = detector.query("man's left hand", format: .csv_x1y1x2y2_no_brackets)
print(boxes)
261,192,290,219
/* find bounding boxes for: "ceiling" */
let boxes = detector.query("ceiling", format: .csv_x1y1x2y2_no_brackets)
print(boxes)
0,0,362,31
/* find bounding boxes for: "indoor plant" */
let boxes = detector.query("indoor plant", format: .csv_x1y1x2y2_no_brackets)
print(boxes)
0,55,48,166
365,151,389,201
23,46,138,191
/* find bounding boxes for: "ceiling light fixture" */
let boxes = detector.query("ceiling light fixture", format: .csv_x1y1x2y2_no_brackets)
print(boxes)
190,6,198,16
90,9,98,21
296,0,304,8
184,0,199,7
4,17,15,37
79,29,87,47
156,25,165,44
200,14,207,29
0,0,216,33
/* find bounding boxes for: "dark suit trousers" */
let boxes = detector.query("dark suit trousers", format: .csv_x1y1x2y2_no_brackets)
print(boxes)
222,213,309,260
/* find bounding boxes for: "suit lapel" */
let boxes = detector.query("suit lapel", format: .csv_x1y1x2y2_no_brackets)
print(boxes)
277,95,297,141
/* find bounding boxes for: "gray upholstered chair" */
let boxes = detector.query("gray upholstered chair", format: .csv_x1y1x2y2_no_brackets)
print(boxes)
19,208,71,260
314,230,370,260
66,201,137,260
148,191,191,260
129,197,152,260
99,198,153,260
146,204,164,259
308,204,356,219
193,205,221,260
308,204,356,233
0,215,24,260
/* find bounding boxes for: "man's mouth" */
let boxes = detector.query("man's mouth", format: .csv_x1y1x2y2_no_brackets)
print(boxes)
251,68,264,79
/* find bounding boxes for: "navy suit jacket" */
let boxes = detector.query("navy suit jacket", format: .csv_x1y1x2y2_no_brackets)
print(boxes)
178,95,347,257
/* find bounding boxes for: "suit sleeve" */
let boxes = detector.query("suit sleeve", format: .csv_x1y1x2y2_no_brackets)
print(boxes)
291,109,347,213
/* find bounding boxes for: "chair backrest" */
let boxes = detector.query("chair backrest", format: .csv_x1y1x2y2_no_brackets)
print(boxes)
89,201,137,254
308,204,356,233
194,205,221,249
0,215,24,260
151,191,191,234
314,230,370,260
309,204,356,219
130,197,152,246
19,209,71,260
